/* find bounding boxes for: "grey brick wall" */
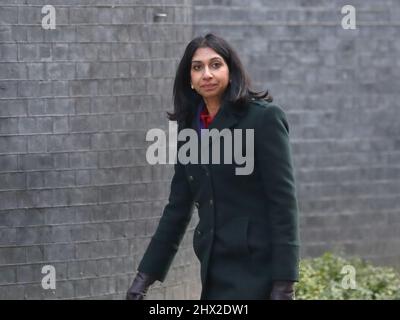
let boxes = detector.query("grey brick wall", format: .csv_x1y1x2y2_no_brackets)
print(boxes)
193,0,400,266
0,0,199,300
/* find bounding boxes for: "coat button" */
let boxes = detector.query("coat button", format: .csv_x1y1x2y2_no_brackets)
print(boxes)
194,202,199,209
188,175,194,181
209,199,213,206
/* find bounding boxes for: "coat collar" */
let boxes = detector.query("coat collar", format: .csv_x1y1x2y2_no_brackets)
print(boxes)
191,99,248,132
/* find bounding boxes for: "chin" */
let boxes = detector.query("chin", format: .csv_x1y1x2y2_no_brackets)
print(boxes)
201,92,216,98
201,90,223,99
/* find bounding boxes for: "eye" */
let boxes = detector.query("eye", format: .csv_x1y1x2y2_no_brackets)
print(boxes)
211,62,221,68
192,65,202,71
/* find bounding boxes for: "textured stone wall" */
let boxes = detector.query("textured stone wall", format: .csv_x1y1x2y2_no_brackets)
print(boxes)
0,0,198,299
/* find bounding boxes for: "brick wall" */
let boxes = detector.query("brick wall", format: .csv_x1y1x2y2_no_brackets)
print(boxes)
193,0,400,265
0,0,199,299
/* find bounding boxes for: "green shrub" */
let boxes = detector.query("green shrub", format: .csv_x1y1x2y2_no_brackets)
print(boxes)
296,252,400,299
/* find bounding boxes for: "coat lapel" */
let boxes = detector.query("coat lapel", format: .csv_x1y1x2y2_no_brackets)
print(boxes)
186,100,248,171
190,99,246,132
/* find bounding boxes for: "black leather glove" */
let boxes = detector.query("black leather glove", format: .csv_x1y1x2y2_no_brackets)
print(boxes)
270,281,295,300
126,272,156,300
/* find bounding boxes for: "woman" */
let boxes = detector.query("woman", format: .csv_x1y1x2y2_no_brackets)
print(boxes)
127,33,300,300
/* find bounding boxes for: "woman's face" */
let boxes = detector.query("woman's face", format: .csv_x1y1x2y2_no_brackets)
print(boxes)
190,47,230,101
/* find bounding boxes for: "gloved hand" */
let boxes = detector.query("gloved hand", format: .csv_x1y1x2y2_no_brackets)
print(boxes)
270,281,295,300
126,272,156,300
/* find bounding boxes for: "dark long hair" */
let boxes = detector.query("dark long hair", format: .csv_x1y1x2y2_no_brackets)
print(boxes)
168,33,273,127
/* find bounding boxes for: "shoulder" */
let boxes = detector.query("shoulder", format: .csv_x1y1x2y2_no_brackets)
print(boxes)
248,99,288,123
246,99,290,137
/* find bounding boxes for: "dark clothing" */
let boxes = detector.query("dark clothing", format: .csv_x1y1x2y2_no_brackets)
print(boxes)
138,98,300,299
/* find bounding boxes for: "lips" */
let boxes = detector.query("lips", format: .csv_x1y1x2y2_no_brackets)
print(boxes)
201,84,217,89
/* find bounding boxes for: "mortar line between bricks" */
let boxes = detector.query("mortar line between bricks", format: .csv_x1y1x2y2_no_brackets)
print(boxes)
305,208,400,215
294,164,400,171
298,194,400,207
64,292,145,300
0,150,149,156
0,179,164,187
193,6,392,11
2,22,400,26
70,292,132,300
294,150,400,158
0,176,398,193
0,164,159,172
0,202,167,215
0,148,398,156
0,42,191,46
0,110,171,119
2,164,400,176
1,145,150,152
2,4,394,11
0,76,176,81
3,22,192,26
1,193,400,212
10,178,400,192
290,137,400,143
0,93,173,100
0,55,184,60
1,156,146,162
0,39,397,44
3,4,192,8
2,178,400,194
297,179,400,187
1,78,175,84
1,129,150,136
0,180,157,192
297,193,400,200
0,236,147,250
0,250,177,267
0,243,193,266
302,240,400,248
2,163,400,175
300,208,400,218
0,198,169,211
13,282,209,298
193,22,400,26
302,224,387,231
0,215,163,230
0,273,137,287
295,168,398,175
7,156,137,165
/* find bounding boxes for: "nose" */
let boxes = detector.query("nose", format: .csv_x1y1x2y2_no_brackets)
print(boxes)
202,66,213,79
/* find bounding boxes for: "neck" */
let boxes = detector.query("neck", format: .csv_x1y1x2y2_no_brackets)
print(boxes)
203,97,221,117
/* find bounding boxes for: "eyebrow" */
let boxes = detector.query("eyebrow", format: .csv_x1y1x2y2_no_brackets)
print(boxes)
191,57,223,63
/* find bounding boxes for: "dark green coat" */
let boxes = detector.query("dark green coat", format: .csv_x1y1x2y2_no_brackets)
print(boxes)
138,98,300,299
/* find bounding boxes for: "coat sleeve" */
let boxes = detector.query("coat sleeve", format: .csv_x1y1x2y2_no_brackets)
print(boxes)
255,104,300,281
138,134,194,282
